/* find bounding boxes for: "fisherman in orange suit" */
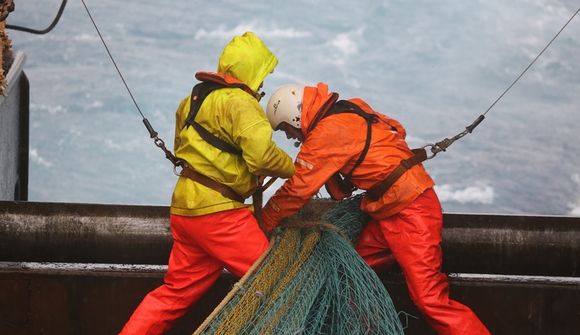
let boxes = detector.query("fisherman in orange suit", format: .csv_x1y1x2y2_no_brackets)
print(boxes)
262,82,491,335
120,32,294,335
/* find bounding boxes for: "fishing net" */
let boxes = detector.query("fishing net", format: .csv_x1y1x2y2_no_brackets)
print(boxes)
194,195,404,335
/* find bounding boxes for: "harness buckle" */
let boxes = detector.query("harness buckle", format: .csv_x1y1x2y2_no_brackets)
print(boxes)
422,144,439,160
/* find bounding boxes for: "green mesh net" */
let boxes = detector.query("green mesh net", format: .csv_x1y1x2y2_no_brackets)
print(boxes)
194,195,404,335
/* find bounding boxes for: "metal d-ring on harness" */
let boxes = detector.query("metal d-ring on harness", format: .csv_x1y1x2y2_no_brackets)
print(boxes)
423,114,485,159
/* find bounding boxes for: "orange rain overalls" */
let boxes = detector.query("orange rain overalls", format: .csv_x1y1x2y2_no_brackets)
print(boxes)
262,82,490,335
120,32,295,335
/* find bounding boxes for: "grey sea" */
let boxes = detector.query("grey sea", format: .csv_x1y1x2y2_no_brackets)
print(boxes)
8,0,580,216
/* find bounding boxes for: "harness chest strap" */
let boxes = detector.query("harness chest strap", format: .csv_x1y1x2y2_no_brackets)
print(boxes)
184,72,252,155
314,99,428,202
313,99,376,195
366,148,428,202
177,72,256,203
180,165,245,203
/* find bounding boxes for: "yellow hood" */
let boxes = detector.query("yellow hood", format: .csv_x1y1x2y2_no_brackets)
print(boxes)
217,32,278,92
170,32,293,217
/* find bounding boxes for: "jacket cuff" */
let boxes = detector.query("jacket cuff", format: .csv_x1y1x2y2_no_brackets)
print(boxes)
325,173,352,200
262,204,279,233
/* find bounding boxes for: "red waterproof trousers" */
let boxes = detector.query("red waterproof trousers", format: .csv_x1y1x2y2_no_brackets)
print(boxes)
356,189,490,335
119,208,268,335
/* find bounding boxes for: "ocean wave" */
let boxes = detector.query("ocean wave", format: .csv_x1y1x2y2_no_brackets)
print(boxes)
73,34,102,43
328,28,364,66
435,184,494,204
568,174,580,216
195,23,311,40
30,103,68,115
29,148,53,168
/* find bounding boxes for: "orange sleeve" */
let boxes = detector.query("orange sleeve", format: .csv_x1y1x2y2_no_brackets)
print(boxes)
262,121,360,231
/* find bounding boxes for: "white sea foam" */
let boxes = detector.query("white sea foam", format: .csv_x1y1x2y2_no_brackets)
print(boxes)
30,103,68,115
73,34,101,43
568,174,580,216
88,100,104,109
435,184,494,204
29,149,53,168
195,24,310,40
329,28,364,66
331,32,359,56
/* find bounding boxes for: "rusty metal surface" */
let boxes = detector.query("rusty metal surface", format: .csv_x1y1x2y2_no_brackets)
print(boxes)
0,271,234,335
0,201,171,264
2,200,580,276
0,261,167,278
1,200,580,334
441,213,580,276
3,261,580,287
1,264,579,335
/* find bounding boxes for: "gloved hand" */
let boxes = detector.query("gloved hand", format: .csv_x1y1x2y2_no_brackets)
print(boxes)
262,202,279,236
324,172,353,201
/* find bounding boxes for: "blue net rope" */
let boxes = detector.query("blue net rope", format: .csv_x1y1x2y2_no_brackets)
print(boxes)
194,195,404,335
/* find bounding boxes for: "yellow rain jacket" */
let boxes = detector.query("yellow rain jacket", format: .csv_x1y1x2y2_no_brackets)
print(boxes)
171,32,295,216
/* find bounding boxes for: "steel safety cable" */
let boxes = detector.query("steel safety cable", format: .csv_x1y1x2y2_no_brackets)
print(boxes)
483,6,580,118
427,6,580,157
80,0,181,167
80,0,142,119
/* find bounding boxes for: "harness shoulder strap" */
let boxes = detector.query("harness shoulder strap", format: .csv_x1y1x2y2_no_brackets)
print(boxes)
314,99,377,194
316,99,428,200
326,100,377,180
306,93,340,133
184,81,242,155
177,73,251,202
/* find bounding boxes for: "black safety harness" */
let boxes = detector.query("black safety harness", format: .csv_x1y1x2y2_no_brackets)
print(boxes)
176,73,259,203
183,73,255,155
308,96,434,202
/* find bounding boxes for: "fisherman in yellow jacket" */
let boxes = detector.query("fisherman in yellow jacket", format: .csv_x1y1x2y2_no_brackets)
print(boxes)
120,32,295,335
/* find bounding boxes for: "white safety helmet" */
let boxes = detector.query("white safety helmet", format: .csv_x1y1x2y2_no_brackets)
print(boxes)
266,84,304,130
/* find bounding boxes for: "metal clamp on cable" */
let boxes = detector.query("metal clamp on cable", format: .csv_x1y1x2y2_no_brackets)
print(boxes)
153,137,183,169
142,118,183,169
424,114,486,159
